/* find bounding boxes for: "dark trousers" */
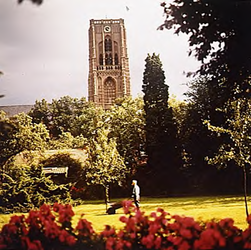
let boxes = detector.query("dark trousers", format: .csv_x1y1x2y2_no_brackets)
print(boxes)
133,195,140,208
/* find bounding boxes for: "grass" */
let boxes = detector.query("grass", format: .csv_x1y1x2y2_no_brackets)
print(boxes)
0,195,250,232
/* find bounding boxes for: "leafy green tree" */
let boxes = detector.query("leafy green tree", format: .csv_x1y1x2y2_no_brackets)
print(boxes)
49,132,88,150
159,1,251,193
29,96,97,139
106,97,146,172
179,77,242,194
0,112,49,164
71,103,104,139
29,99,51,128
160,0,251,100
0,160,70,213
168,96,188,137
180,77,221,192
86,127,128,208
142,53,181,194
205,99,251,216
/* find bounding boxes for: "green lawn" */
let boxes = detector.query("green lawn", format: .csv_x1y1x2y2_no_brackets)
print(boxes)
0,195,250,232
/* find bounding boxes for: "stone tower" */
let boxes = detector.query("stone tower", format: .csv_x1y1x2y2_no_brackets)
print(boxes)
88,19,131,109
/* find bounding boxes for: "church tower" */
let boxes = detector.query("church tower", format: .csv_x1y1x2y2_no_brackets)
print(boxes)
88,19,131,109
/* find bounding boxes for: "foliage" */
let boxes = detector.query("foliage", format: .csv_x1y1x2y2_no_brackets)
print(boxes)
177,77,236,194
29,96,97,139
48,132,88,150
38,150,99,201
106,97,146,172
86,127,128,205
168,96,187,137
0,160,70,213
205,99,251,170
205,99,251,216
160,0,251,99
39,152,85,186
0,112,50,164
142,53,182,194
2,201,251,249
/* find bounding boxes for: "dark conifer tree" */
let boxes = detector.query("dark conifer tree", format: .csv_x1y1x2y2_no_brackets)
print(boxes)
142,53,182,195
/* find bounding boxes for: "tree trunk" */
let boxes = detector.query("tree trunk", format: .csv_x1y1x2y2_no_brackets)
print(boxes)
104,185,110,211
243,165,249,218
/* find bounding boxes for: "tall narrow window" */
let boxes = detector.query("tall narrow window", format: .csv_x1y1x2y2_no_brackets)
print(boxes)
104,77,116,104
114,41,119,65
98,42,103,66
105,53,112,65
99,54,103,65
105,36,112,52
115,53,119,65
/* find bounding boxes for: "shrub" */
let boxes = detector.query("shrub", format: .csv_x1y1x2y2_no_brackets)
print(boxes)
0,201,250,249
0,162,70,213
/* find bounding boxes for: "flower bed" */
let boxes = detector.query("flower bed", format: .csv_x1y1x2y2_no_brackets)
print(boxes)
0,201,251,249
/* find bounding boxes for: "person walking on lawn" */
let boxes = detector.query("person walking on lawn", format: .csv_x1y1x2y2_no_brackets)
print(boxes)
132,180,140,209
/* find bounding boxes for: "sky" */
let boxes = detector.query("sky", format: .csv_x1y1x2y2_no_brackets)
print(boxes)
0,0,200,106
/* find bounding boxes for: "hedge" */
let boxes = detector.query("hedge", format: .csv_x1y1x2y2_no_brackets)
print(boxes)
0,200,251,249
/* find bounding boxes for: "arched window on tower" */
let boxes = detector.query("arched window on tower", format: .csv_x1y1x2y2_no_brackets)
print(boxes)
104,77,116,104
105,36,112,52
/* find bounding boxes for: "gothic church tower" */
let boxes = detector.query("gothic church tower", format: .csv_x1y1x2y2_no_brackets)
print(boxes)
88,19,131,109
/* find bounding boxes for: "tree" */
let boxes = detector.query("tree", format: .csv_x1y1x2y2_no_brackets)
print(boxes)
205,99,251,217
29,96,97,139
160,0,251,100
0,160,70,213
105,97,146,173
142,53,181,194
179,77,237,194
85,127,128,208
0,112,50,165
168,95,188,138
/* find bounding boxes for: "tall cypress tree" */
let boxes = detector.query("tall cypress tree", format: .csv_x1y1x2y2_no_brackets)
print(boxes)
142,53,182,195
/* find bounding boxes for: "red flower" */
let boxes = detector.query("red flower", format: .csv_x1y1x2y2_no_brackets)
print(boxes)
53,203,75,223
142,234,154,249
119,216,128,223
76,218,94,237
178,240,190,250
122,200,134,214
105,237,116,250
101,225,116,237
58,230,76,246
9,215,25,225
21,237,43,250
180,228,193,239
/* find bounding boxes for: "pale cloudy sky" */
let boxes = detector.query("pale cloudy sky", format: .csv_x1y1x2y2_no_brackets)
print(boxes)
0,0,200,106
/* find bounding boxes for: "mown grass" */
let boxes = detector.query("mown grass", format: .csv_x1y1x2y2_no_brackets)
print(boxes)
0,195,250,232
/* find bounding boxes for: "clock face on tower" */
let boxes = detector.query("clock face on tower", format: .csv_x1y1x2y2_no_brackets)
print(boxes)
104,26,111,32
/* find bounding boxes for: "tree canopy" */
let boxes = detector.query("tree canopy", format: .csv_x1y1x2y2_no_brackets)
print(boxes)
142,53,182,194
160,0,251,99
